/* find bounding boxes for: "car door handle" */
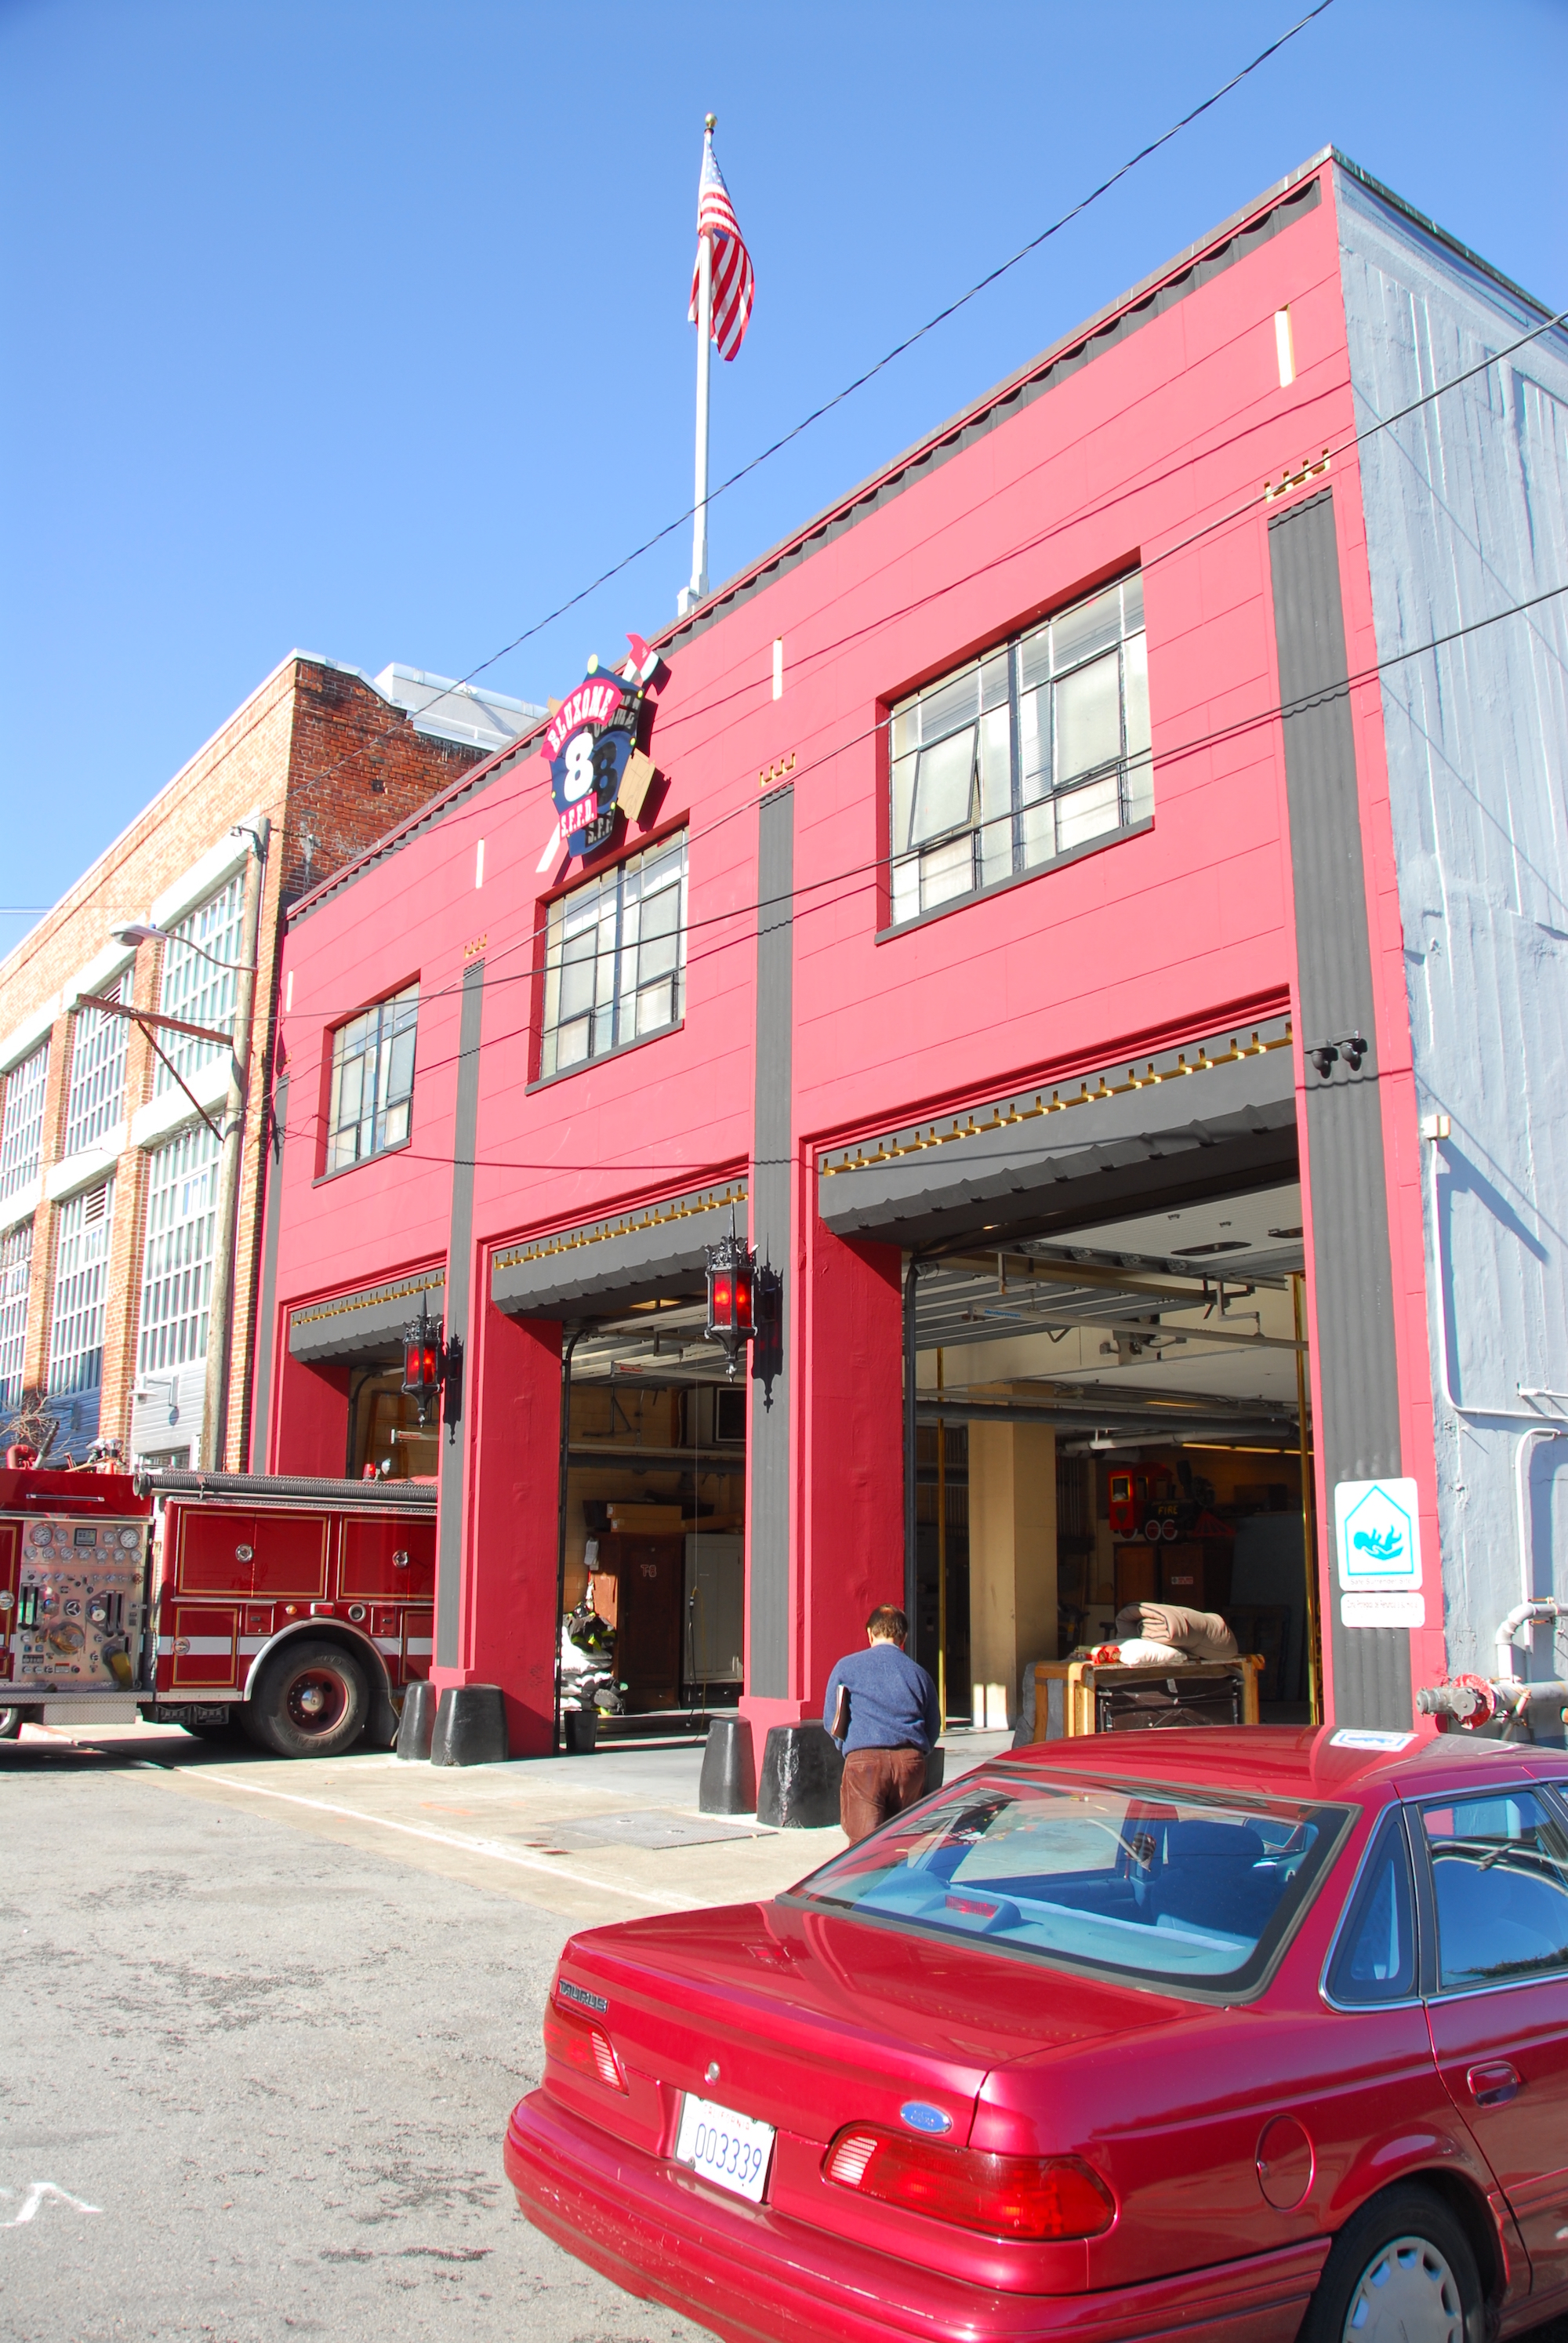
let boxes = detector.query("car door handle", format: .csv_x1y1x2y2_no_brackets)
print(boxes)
1467,2061,1522,2107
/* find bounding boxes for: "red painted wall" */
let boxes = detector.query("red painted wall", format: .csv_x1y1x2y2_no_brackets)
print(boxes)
263,160,1439,1749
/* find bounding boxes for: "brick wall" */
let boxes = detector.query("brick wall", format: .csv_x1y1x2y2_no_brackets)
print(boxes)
0,655,485,1462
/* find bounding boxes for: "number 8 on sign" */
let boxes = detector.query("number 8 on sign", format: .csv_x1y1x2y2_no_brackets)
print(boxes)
563,733,595,805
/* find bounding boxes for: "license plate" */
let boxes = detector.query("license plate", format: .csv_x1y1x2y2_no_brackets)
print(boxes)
673,2092,775,2203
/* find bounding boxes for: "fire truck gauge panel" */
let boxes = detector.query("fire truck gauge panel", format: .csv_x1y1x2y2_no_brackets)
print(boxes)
9,1518,146,1693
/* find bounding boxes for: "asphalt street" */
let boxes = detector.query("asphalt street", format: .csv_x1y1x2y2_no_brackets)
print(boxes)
6,1724,1568,2343
0,1730,713,2343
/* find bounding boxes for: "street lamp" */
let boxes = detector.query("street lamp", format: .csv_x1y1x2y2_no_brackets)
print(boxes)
112,921,258,975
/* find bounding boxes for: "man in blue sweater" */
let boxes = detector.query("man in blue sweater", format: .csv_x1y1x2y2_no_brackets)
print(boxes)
823,1604,941,1844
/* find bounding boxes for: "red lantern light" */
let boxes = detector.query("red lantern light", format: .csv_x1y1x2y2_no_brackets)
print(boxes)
705,1228,758,1377
401,1299,445,1424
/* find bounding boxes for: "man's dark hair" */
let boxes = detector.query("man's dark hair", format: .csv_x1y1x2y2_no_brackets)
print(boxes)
866,1604,908,1641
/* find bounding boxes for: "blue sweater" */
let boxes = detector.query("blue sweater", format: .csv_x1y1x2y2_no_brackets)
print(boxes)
824,1642,940,1754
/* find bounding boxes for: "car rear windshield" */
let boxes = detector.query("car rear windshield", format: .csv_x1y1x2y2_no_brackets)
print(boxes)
791,1771,1354,1997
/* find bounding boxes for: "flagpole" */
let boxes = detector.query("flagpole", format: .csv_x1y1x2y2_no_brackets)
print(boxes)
681,113,716,617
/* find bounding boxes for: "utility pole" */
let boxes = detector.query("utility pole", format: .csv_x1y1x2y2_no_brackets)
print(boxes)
200,817,270,1469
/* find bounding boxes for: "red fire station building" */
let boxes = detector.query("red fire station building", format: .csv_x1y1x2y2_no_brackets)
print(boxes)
253,149,1568,1762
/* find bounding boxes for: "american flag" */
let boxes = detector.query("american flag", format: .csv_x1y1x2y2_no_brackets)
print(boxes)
688,133,754,362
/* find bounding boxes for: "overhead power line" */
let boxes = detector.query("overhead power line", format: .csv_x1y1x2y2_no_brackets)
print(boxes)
267,569,1568,1163
263,2,1342,821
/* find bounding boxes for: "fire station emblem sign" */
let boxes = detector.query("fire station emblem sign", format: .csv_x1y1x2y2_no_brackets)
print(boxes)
546,665,641,858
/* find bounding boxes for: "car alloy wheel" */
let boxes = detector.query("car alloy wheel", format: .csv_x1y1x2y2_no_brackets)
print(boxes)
1342,2235,1464,2341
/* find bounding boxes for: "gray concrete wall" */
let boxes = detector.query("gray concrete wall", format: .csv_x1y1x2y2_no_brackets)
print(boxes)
1338,166,1568,1679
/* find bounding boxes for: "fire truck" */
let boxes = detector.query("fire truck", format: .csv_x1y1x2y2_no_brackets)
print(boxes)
0,1465,435,1757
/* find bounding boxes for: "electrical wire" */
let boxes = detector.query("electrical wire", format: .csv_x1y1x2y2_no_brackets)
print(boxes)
263,568,1568,1181
241,3,1343,830
281,294,1568,1023
277,560,1568,1071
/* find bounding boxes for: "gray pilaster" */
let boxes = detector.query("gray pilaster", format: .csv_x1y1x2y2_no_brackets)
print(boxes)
1269,488,1410,1728
435,959,485,1672
749,787,793,1698
248,1076,286,1471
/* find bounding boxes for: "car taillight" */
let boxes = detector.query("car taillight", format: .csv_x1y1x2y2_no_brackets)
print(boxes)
543,1997,626,2092
822,2125,1115,2240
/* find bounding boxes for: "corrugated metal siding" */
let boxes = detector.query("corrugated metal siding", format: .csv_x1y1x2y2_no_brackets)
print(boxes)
749,788,793,1698
1339,168,1568,1680
1269,489,1410,1729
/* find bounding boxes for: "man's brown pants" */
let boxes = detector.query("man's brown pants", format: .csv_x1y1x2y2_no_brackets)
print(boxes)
840,1745,927,1844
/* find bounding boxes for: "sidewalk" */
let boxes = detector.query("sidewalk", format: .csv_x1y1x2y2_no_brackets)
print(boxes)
3,1717,1015,1928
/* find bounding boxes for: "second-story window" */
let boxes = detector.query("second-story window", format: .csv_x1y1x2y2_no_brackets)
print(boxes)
0,1040,50,1201
888,572,1150,925
156,873,243,1094
137,1124,220,1374
64,979,129,1157
0,1220,32,1411
326,983,419,1172
540,832,688,1080
49,1177,114,1398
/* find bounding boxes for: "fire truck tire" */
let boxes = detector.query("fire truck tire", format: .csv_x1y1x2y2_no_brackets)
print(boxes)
242,1640,370,1760
0,1705,22,1739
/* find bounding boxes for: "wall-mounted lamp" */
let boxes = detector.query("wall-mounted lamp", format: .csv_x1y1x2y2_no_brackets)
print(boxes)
401,1295,463,1440
1306,1032,1367,1080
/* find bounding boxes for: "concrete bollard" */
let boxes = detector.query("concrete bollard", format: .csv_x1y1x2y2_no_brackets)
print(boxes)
756,1722,842,1829
395,1679,436,1762
429,1684,509,1767
699,1715,756,1814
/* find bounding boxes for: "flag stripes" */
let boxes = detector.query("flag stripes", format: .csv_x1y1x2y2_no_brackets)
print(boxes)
688,136,754,361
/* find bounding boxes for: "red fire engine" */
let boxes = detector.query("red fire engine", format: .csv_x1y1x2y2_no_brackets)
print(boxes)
0,1465,434,1757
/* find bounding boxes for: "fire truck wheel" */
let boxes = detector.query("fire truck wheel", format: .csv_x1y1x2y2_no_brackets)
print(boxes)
0,1705,22,1739
243,1640,369,1760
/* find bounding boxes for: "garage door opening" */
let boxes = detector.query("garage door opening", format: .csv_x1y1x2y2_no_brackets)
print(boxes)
557,1299,749,1740
905,1179,1319,1729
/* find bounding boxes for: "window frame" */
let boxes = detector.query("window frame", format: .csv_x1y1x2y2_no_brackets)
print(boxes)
0,1040,51,1201
0,1217,33,1411
47,1177,114,1400
534,827,689,1086
64,979,130,1159
136,1123,221,1375
154,874,244,1097
1410,1778,1568,2004
321,979,420,1179
1319,1803,1423,2012
883,571,1152,933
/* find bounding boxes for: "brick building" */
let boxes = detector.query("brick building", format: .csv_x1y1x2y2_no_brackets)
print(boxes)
0,652,536,1467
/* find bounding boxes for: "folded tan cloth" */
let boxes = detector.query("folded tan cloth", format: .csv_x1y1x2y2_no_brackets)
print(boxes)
1114,1602,1239,1662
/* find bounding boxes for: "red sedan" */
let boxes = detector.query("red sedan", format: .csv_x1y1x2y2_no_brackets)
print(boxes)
506,1727,1568,2343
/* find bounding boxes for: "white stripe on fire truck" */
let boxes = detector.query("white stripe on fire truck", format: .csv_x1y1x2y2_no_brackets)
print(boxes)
161,1636,235,1656
405,1638,434,1656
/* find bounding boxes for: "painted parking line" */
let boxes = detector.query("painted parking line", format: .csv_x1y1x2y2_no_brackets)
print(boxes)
172,1771,704,1909
0,2183,101,2228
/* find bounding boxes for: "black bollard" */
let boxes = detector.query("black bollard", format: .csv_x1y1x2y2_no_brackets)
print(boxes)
756,1722,843,1829
430,1684,509,1767
395,1678,436,1762
563,1708,597,1755
699,1716,755,1814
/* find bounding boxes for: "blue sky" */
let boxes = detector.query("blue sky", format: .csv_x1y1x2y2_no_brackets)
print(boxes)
2,0,1564,942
